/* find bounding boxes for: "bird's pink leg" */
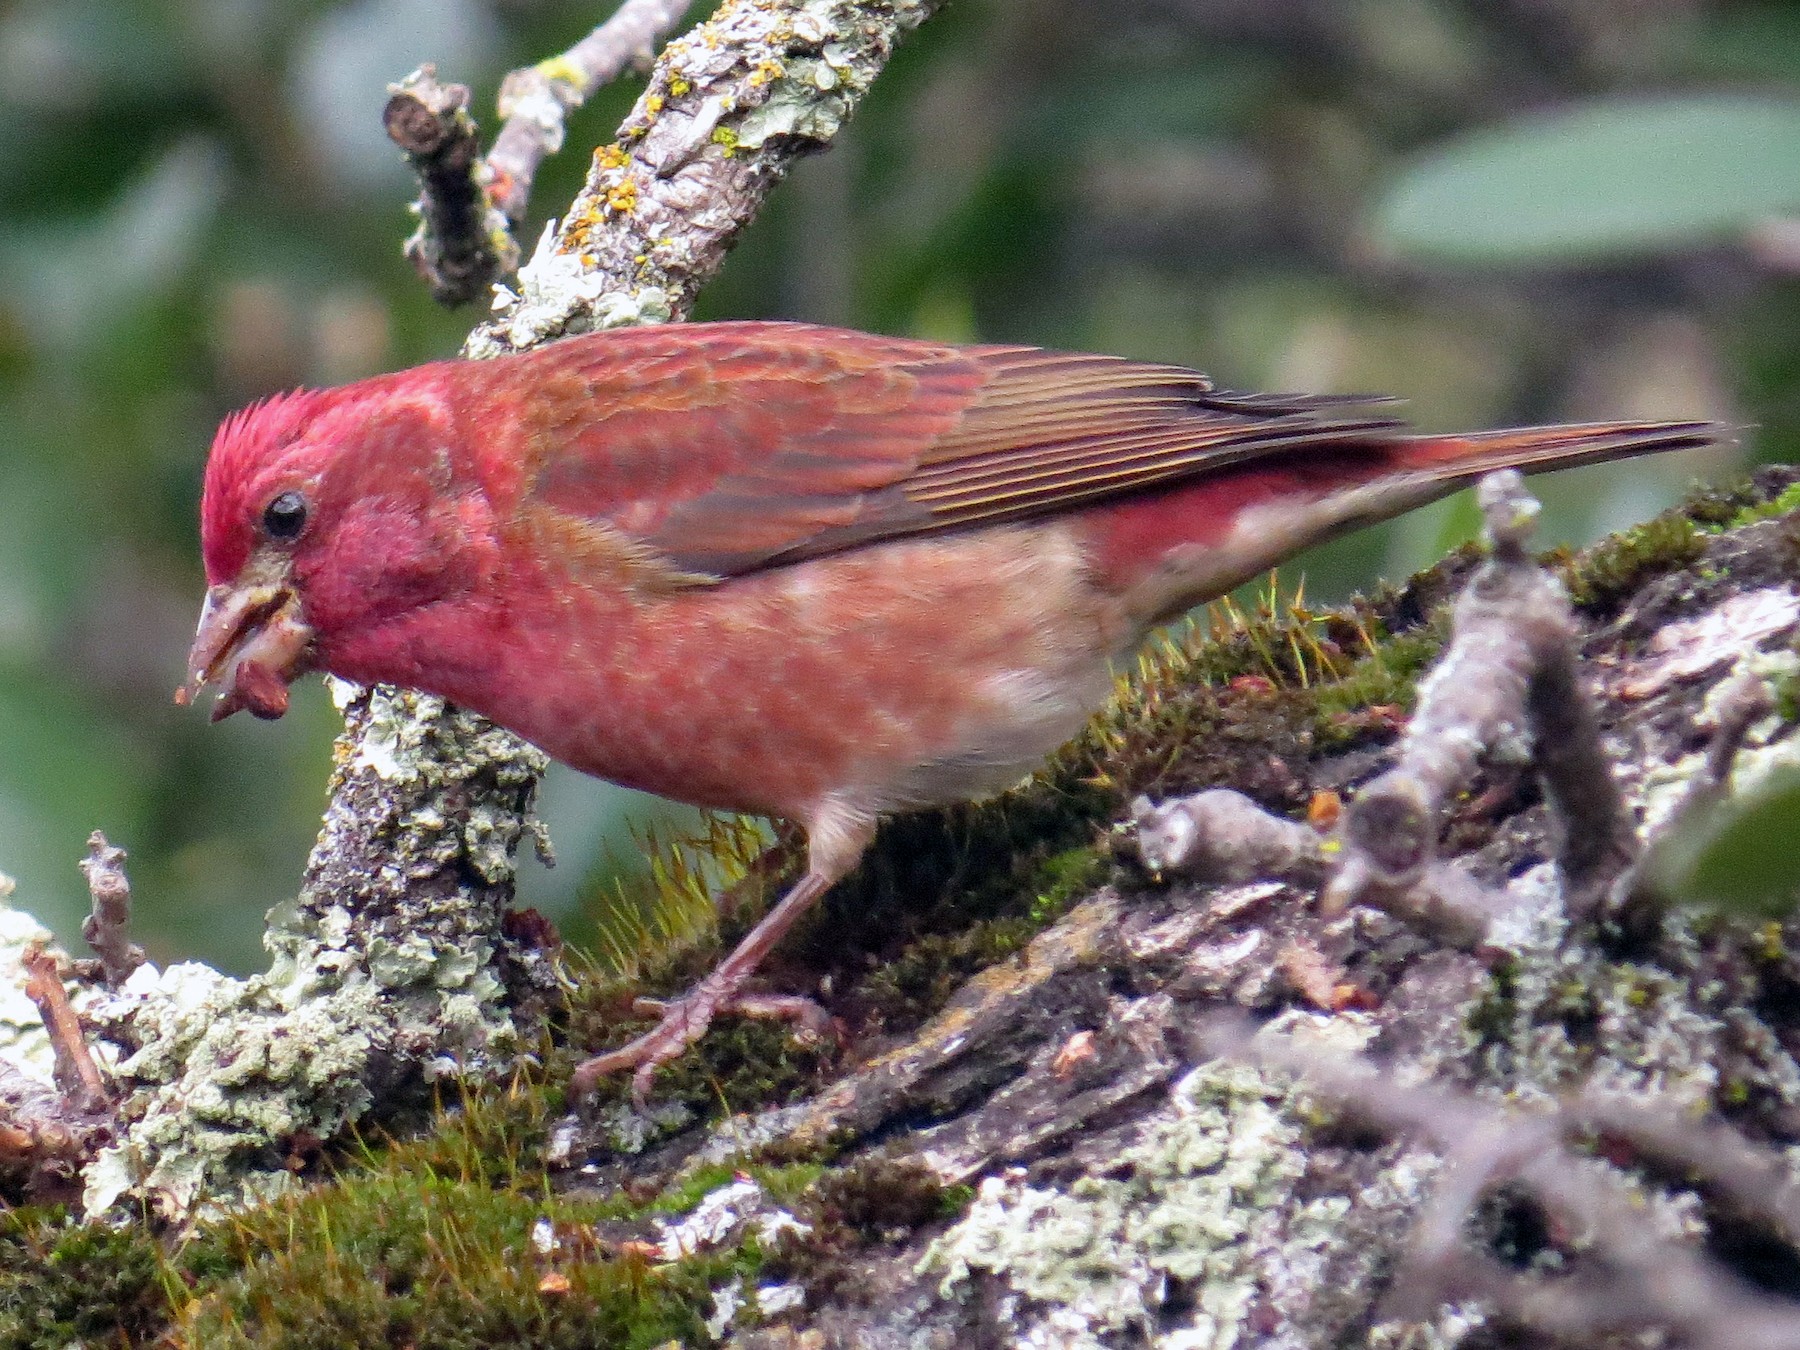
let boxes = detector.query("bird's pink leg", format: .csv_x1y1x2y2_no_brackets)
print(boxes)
571,811,872,1103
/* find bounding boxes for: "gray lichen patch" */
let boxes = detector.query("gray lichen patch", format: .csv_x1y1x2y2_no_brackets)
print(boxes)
80,683,554,1217
0,883,69,1082
922,1018,1376,1349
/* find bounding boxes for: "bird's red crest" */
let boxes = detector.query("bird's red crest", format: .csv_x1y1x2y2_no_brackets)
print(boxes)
200,388,325,584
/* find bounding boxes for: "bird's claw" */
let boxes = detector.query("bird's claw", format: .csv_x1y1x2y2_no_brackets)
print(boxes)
570,985,840,1107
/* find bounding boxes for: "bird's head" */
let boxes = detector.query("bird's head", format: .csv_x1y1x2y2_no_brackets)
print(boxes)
181,371,496,720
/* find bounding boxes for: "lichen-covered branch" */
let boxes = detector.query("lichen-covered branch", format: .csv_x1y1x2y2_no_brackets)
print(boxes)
469,0,939,354
384,65,519,307
77,686,555,1216
488,0,700,227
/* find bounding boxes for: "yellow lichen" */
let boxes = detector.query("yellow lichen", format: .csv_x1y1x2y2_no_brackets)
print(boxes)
534,54,586,92
645,94,665,115
593,143,629,171
669,76,692,97
748,58,786,87
605,178,640,215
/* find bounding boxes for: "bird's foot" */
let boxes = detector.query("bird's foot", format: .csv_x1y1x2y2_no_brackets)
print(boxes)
570,981,838,1105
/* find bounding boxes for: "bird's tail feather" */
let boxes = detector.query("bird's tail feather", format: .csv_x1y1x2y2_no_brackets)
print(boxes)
1401,420,1724,483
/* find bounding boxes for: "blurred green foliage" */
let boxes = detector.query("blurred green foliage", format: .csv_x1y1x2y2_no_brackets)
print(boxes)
1372,94,1800,263
0,0,1794,971
1650,763,1800,918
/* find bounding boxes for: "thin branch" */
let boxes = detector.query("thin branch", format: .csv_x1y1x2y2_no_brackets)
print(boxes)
385,65,518,307
472,0,942,354
1202,1016,1800,1350
488,0,699,226
1323,854,1499,949
1130,789,1326,886
387,2,699,307
1615,668,1776,931
21,945,108,1113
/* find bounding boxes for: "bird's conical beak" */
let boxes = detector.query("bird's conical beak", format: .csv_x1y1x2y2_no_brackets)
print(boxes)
178,575,315,722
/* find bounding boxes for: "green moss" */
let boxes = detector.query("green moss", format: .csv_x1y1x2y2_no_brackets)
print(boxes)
1310,621,1448,747
0,1206,179,1349
347,1072,558,1193
179,1168,753,1349
162,1084,834,1349
1728,479,1800,530
1028,846,1109,925
805,1156,959,1239
1562,510,1707,613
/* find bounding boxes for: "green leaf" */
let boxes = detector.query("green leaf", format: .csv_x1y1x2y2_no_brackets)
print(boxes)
1651,763,1800,918
1371,94,1800,265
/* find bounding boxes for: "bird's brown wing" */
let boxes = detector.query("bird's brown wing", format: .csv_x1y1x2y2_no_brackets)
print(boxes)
509,320,1400,577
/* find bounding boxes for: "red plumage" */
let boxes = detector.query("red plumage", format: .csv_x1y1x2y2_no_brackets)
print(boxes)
185,320,1716,1096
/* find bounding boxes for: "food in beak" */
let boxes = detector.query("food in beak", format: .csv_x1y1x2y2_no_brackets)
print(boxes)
179,583,316,721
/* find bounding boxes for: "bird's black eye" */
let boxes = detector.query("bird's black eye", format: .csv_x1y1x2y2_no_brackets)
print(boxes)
262,490,309,541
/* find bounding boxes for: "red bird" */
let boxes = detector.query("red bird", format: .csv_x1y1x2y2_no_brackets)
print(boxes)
184,321,1713,1097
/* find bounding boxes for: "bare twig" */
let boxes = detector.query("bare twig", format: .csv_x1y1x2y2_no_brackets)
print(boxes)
78,830,143,989
21,945,108,1113
385,65,518,306
488,0,698,226
1202,1016,1800,1350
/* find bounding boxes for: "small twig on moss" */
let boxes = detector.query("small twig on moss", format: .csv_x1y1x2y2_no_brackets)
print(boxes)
1333,471,1631,934
21,945,108,1113
488,0,698,227
1201,1015,1800,1350
77,831,143,990
1131,790,1326,886
385,65,518,306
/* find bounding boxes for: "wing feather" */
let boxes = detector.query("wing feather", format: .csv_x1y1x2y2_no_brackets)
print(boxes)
497,321,1400,577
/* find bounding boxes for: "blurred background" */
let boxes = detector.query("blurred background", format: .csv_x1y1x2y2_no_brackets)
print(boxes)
0,0,1794,971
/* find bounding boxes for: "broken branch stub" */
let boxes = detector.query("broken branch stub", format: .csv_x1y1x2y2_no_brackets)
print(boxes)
1336,471,1633,925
